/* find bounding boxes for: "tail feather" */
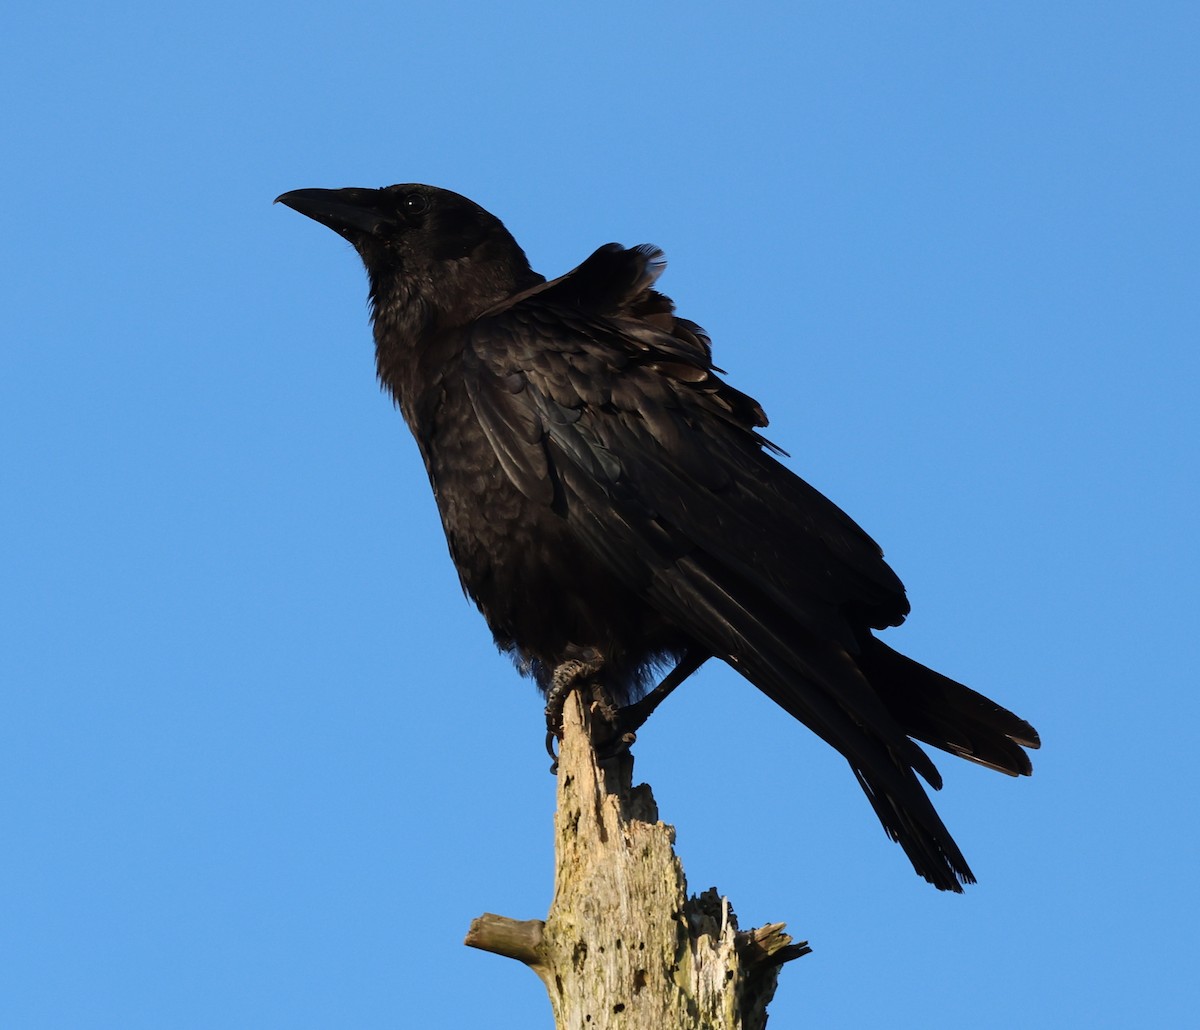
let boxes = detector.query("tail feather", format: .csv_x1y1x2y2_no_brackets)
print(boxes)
643,549,1035,892
859,636,1040,776
732,634,977,892
852,766,975,891
741,630,1037,892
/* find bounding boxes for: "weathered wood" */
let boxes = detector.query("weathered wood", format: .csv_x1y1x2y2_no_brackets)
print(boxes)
464,914,545,966
466,691,808,1028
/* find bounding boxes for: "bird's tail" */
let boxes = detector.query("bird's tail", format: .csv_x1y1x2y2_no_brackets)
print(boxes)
744,647,979,892
735,629,1038,892
856,635,1041,777
651,557,1038,891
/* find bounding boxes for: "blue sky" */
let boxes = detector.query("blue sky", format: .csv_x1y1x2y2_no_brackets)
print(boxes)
3,2,1197,1027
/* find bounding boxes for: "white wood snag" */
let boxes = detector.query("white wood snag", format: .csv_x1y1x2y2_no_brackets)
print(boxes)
466,691,808,1028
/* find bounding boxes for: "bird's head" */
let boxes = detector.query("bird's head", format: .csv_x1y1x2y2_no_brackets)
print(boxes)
276,184,541,332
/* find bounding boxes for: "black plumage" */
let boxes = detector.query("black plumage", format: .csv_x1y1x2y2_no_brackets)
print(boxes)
276,183,1039,891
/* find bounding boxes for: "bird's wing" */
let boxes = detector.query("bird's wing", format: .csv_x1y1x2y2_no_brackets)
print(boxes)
471,243,910,638
463,244,972,890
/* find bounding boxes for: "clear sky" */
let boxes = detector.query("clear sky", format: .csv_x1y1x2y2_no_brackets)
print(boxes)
3,2,1197,1027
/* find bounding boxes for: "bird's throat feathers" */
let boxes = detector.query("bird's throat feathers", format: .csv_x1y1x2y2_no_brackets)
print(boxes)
366,239,543,416
369,275,443,422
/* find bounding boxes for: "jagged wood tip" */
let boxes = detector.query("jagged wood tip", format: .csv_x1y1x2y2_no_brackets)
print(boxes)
463,691,805,1028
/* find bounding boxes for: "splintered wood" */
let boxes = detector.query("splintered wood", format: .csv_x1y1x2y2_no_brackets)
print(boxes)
466,692,807,1029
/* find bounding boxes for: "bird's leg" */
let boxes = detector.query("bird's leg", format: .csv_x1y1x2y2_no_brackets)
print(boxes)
544,649,709,771
607,649,709,747
544,648,606,769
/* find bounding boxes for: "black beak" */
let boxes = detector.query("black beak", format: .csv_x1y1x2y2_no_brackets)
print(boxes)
275,187,393,238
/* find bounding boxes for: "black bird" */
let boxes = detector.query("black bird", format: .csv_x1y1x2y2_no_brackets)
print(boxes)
276,183,1039,891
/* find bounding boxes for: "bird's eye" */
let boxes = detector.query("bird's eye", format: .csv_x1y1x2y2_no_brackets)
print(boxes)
401,193,429,215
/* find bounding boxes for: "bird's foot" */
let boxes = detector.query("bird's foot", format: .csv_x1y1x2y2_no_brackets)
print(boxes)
544,648,606,772
585,682,641,764
544,649,710,772
547,678,637,770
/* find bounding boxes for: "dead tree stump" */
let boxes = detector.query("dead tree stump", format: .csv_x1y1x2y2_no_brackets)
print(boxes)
466,691,808,1028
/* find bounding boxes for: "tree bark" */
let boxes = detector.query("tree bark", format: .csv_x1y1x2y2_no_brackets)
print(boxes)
466,691,808,1028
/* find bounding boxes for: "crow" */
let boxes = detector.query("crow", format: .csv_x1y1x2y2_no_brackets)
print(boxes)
276,183,1039,891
